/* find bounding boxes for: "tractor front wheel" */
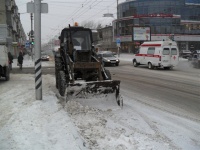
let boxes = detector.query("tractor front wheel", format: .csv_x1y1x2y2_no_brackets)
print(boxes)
55,57,62,89
58,71,66,96
4,66,10,81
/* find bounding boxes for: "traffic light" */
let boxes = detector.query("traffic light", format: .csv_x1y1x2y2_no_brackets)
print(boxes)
171,35,174,41
31,38,34,45
170,34,174,41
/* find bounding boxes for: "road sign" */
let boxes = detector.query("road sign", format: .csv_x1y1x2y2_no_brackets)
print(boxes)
116,38,121,47
27,2,48,13
25,41,30,48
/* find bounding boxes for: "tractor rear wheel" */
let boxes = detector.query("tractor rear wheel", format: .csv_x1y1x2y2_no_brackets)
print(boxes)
55,57,62,89
58,71,66,96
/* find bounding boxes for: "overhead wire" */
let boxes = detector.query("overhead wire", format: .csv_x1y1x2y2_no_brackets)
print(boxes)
70,0,101,20
43,0,121,40
80,1,117,22
58,0,91,27
48,0,96,36
64,0,96,24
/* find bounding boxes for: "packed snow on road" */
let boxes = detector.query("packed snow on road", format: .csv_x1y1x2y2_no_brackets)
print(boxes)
0,55,199,150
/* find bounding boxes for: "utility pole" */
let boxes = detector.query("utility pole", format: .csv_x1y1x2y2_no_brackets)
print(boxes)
117,0,118,19
34,0,42,100
117,0,120,57
30,12,33,60
27,0,48,100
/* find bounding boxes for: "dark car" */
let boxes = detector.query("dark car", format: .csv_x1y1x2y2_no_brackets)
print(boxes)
41,53,50,61
191,50,200,68
97,51,120,66
180,50,191,59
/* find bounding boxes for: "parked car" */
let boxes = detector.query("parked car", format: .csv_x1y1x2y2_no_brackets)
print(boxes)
180,50,191,59
97,51,120,66
41,53,50,61
191,50,200,68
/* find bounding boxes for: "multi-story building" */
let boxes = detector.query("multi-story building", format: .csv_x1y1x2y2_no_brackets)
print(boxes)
0,0,26,57
96,13,117,52
113,0,200,53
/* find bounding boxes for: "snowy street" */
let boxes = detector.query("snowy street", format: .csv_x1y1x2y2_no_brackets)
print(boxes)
0,54,200,150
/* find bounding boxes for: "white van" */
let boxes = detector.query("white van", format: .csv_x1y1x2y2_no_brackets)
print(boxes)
132,41,179,69
0,45,10,80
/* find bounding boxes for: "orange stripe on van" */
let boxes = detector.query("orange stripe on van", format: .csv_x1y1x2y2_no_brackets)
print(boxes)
135,54,160,58
141,44,161,47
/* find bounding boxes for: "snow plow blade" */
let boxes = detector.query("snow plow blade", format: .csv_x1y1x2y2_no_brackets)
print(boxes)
66,80,123,107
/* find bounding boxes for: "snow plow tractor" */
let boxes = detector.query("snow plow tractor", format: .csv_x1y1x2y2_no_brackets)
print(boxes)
54,24,123,107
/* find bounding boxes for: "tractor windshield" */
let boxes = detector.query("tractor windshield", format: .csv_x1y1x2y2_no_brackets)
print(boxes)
71,31,92,50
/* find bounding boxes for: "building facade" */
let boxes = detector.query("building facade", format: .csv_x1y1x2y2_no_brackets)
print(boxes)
113,0,200,53
0,0,26,57
96,13,117,52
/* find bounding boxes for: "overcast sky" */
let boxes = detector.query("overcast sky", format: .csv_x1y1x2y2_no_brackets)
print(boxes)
15,0,126,44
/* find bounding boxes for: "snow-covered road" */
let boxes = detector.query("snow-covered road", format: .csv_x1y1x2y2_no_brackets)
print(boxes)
0,54,200,150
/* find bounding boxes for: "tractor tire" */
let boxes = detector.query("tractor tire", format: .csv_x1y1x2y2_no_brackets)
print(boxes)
4,66,10,81
104,69,111,80
102,61,105,67
58,71,66,96
164,67,170,70
55,57,62,89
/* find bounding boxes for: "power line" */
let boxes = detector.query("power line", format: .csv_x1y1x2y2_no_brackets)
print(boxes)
81,1,117,22
42,0,123,41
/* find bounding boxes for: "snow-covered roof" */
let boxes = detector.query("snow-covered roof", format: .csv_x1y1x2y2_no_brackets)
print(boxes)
95,13,115,28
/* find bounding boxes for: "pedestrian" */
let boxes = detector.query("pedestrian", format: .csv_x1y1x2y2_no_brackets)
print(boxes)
8,52,13,70
17,52,23,70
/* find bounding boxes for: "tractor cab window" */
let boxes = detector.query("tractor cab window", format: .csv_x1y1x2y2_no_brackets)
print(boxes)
71,31,91,50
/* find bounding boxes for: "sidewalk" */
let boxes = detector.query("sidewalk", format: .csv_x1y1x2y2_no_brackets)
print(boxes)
0,56,87,150
12,55,55,68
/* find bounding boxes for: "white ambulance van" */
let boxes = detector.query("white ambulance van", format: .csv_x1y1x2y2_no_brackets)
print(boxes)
132,40,179,69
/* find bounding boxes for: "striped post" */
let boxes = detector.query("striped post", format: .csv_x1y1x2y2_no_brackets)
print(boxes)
34,0,42,100
35,58,42,99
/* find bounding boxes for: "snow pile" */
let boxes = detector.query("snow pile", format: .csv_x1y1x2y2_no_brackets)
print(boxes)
64,100,132,149
0,74,86,150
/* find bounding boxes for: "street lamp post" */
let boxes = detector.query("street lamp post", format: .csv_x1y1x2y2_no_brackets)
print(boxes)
27,0,48,100
117,0,119,19
30,12,34,60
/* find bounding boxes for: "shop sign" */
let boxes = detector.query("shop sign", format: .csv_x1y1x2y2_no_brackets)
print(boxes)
133,13,173,18
185,0,200,5
133,27,151,41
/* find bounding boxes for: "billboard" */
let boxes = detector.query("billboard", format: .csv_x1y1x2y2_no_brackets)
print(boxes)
133,27,151,41
185,0,200,5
